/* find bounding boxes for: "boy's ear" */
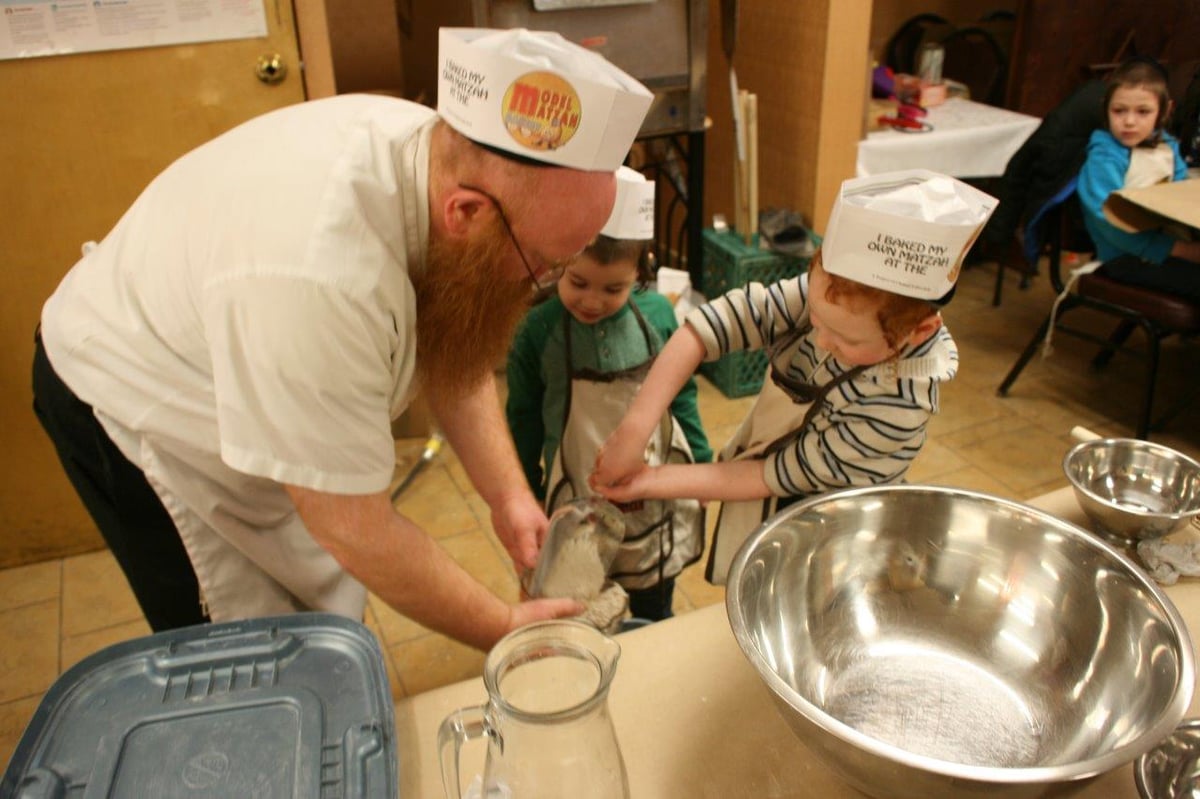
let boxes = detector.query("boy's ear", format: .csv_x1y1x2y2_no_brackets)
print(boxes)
1162,98,1176,128
905,312,944,348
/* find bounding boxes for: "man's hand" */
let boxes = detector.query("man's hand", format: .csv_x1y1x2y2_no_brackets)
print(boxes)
426,374,550,573
507,596,586,633
491,490,548,572
288,484,561,651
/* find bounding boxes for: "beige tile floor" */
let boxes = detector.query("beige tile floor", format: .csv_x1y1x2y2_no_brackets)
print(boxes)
2,260,1198,770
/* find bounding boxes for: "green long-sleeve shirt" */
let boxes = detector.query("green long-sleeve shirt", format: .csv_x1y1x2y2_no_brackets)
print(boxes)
506,289,712,501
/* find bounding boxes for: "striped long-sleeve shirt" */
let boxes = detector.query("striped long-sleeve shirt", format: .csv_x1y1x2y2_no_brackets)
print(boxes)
686,275,958,498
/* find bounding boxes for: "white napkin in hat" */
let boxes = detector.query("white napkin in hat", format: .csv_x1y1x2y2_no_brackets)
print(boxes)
600,166,655,240
822,169,998,301
438,28,653,171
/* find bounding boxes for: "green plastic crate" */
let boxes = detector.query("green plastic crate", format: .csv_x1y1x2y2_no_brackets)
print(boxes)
698,229,813,398
699,229,811,296
700,348,771,399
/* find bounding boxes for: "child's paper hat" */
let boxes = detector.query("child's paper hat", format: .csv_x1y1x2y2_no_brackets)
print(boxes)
600,166,655,240
438,28,653,172
822,170,998,302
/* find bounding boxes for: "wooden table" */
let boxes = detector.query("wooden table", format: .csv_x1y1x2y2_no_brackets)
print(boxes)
856,97,1040,179
396,487,1200,798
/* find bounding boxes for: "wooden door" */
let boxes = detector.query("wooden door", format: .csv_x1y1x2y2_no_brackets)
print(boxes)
0,2,313,567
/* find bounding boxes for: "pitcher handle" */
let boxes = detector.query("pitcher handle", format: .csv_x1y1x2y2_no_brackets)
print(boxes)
438,705,487,799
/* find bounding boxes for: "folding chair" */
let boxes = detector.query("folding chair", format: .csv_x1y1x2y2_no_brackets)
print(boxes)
982,80,1106,307
941,25,1008,106
996,179,1200,439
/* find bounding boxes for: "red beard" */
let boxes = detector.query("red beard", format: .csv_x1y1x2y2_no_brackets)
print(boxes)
412,217,534,399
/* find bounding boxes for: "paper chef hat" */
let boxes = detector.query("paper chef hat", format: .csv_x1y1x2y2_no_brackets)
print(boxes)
600,166,655,240
438,28,654,171
822,170,998,302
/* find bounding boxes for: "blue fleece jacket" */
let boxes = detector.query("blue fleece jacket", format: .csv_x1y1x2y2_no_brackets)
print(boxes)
1077,129,1187,264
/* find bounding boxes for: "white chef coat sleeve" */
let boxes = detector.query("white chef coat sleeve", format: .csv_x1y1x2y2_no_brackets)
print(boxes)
203,273,398,494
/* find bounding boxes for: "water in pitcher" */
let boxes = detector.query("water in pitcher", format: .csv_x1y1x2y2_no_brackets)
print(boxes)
440,620,630,799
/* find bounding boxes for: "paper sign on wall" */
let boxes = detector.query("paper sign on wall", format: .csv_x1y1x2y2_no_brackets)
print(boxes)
1,0,267,61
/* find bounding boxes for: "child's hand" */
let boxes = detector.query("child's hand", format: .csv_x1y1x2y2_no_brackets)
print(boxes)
590,425,648,490
591,463,654,503
1171,239,1200,264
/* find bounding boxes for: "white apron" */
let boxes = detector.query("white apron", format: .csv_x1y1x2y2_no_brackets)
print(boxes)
545,305,705,590
706,330,868,585
134,433,367,622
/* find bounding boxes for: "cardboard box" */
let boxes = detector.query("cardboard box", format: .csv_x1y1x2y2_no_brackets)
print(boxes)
1102,179,1200,233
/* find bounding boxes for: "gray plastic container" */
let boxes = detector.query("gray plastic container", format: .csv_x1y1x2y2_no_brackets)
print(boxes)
2,613,397,798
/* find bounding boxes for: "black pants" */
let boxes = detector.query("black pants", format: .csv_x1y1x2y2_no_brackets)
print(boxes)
32,330,208,631
1099,254,1200,304
627,577,675,621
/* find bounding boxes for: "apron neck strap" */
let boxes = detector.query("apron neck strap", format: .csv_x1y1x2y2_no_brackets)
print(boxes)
763,359,870,456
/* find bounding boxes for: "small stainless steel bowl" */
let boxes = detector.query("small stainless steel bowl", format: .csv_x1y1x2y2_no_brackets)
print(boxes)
1064,438,1200,544
727,485,1194,799
1134,718,1200,799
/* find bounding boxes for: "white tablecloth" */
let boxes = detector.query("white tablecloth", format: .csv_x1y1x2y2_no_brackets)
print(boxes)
857,97,1041,178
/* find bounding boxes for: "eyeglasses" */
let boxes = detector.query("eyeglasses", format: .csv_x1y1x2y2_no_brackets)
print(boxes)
459,183,577,289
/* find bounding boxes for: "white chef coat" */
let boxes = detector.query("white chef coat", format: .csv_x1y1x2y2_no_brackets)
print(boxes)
40,95,434,621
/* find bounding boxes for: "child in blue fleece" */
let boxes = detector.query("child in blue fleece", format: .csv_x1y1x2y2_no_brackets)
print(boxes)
1078,58,1200,302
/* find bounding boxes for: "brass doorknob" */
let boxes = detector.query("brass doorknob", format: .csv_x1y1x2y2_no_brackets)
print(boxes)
255,54,288,84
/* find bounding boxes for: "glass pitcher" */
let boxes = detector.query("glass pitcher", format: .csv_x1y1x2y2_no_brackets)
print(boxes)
438,620,630,799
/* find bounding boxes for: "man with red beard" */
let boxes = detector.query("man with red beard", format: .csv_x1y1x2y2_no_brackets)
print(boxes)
31,29,652,651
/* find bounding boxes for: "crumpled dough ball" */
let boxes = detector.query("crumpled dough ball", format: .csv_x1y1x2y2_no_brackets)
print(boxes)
1137,537,1200,586
581,580,629,634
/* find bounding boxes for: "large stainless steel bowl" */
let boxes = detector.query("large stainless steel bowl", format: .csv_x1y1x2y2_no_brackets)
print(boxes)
1064,438,1200,544
726,485,1194,799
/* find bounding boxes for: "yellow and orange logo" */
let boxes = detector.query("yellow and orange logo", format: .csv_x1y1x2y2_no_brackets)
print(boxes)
501,72,582,152
949,226,984,285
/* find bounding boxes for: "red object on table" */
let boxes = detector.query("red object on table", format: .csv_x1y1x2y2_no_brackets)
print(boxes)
877,115,933,132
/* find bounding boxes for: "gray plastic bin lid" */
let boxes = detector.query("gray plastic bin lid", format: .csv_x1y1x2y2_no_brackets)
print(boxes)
2,613,397,798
